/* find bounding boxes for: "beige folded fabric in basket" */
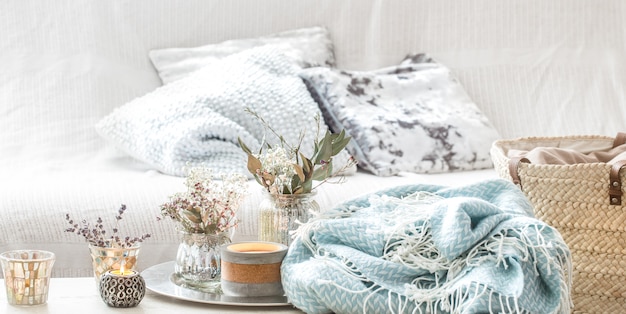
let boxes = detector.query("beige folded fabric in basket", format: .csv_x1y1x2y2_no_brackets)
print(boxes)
491,133,626,314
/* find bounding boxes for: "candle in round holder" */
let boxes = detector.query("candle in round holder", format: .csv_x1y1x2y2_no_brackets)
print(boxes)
98,269,145,307
220,241,288,297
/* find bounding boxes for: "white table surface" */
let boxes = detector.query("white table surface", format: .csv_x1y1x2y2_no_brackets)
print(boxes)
0,277,305,313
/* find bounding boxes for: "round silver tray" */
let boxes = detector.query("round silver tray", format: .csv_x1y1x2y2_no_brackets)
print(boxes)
142,261,290,306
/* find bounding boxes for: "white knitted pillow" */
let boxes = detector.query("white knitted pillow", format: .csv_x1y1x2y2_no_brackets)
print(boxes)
300,54,501,176
149,26,335,85
96,46,353,177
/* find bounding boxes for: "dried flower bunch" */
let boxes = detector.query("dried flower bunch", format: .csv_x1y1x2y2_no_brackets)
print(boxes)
65,204,151,248
238,108,356,195
159,167,248,234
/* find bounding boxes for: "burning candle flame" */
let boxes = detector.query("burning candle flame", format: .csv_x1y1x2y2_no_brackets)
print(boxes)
111,260,134,276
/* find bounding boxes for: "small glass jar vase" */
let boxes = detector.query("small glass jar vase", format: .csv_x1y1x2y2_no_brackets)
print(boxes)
174,231,231,292
259,192,320,246
89,244,141,282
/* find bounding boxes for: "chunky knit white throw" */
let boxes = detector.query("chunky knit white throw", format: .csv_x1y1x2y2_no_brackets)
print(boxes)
96,46,352,177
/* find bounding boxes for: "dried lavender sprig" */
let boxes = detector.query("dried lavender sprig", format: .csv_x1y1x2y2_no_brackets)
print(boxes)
65,204,151,248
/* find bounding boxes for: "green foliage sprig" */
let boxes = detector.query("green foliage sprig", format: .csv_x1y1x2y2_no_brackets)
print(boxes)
238,108,356,195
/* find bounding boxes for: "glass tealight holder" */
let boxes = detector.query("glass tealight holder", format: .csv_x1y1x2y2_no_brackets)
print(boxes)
0,250,55,306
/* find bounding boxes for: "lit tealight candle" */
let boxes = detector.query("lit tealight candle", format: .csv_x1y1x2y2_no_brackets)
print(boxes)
110,265,135,276
98,264,145,308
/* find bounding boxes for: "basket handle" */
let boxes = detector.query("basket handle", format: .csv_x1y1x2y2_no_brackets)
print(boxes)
508,157,530,188
610,160,626,205
609,132,626,205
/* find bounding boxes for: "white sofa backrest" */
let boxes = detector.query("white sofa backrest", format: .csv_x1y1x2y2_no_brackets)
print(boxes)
2,0,624,168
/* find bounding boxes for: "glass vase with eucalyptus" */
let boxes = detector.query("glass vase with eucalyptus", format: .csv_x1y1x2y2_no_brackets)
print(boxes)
238,110,355,246
259,192,320,246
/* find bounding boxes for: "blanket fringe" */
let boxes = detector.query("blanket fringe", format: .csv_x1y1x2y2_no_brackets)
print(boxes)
395,221,572,314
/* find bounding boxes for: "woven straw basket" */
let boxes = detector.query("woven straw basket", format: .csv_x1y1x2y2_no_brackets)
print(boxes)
491,134,626,313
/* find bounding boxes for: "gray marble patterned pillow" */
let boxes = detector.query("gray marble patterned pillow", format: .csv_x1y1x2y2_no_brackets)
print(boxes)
300,54,501,176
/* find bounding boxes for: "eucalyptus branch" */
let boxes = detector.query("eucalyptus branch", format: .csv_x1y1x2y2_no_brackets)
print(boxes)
239,108,354,195
311,156,358,190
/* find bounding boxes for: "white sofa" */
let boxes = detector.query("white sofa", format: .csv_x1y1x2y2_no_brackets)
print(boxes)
1,0,624,279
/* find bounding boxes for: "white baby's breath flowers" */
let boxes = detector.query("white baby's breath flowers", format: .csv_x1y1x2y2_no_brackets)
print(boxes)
256,147,298,194
256,147,295,175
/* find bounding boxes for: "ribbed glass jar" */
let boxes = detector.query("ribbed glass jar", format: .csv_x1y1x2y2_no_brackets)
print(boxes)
258,192,319,246
174,232,231,292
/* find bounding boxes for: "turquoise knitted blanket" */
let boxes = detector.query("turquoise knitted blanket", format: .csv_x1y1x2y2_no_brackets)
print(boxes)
281,179,572,314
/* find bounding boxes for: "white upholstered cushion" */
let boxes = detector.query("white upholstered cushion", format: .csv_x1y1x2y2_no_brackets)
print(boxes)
149,26,336,84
